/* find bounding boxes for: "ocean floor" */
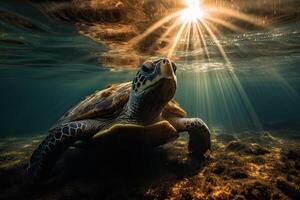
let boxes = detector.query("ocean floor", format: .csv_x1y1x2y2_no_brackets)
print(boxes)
0,131,299,200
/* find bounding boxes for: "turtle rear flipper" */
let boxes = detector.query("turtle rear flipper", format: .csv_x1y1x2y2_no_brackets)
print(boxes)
28,119,101,181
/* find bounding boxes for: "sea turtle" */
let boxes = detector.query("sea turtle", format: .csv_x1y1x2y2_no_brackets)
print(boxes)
28,58,211,181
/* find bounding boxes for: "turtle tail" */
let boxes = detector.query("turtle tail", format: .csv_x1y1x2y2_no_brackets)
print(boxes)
27,120,98,181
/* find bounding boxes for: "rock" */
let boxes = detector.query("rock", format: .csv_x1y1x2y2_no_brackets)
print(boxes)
250,156,266,165
226,141,271,155
229,170,248,179
211,163,225,174
216,134,238,144
226,141,252,154
260,132,278,145
238,131,278,147
249,144,270,155
242,181,272,200
285,149,300,160
276,177,300,199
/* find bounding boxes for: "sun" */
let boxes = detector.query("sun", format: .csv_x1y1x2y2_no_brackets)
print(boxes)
180,7,205,23
180,0,206,23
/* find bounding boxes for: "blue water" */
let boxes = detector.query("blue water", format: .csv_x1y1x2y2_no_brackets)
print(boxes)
1,2,300,137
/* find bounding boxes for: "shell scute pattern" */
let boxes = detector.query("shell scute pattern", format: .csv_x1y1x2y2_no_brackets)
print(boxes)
52,83,131,126
69,122,77,128
101,90,112,97
70,128,76,135
76,83,131,119
62,126,69,134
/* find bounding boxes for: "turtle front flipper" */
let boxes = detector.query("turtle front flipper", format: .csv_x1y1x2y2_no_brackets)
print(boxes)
166,117,211,156
28,119,102,181
91,120,178,149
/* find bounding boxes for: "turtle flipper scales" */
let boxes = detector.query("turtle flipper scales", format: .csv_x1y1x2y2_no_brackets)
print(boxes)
28,120,101,181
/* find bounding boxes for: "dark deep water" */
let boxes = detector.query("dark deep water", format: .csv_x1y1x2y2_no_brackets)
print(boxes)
1,2,300,137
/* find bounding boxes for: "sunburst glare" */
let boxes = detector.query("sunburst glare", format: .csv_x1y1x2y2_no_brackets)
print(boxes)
128,0,271,130
179,0,206,23
130,0,267,62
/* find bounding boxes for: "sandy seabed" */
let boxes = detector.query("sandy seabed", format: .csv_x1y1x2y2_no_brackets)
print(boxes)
0,130,299,200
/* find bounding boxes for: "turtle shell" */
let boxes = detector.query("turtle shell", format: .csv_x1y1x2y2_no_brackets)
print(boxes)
53,82,132,126
53,82,187,127
162,99,187,118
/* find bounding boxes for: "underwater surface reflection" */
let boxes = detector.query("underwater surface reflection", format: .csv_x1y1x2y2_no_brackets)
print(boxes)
1,2,300,200
0,1,300,137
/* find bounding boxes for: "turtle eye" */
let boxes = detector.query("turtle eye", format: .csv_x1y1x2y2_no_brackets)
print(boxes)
141,64,150,72
141,62,154,73
172,62,177,73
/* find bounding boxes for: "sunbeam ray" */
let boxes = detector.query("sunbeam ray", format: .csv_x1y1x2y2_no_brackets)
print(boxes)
199,20,231,67
206,16,245,33
130,12,181,45
206,6,268,28
167,21,187,58
194,21,210,61
157,19,180,45
128,0,299,131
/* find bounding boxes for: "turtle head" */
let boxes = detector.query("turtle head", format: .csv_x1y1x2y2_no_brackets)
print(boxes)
128,58,177,124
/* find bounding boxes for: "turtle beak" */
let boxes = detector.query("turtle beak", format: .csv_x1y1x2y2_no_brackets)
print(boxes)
160,58,177,82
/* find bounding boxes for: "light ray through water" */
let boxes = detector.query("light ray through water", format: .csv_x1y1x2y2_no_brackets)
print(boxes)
130,0,298,131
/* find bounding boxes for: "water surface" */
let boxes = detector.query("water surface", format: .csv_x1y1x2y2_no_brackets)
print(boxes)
1,2,300,137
